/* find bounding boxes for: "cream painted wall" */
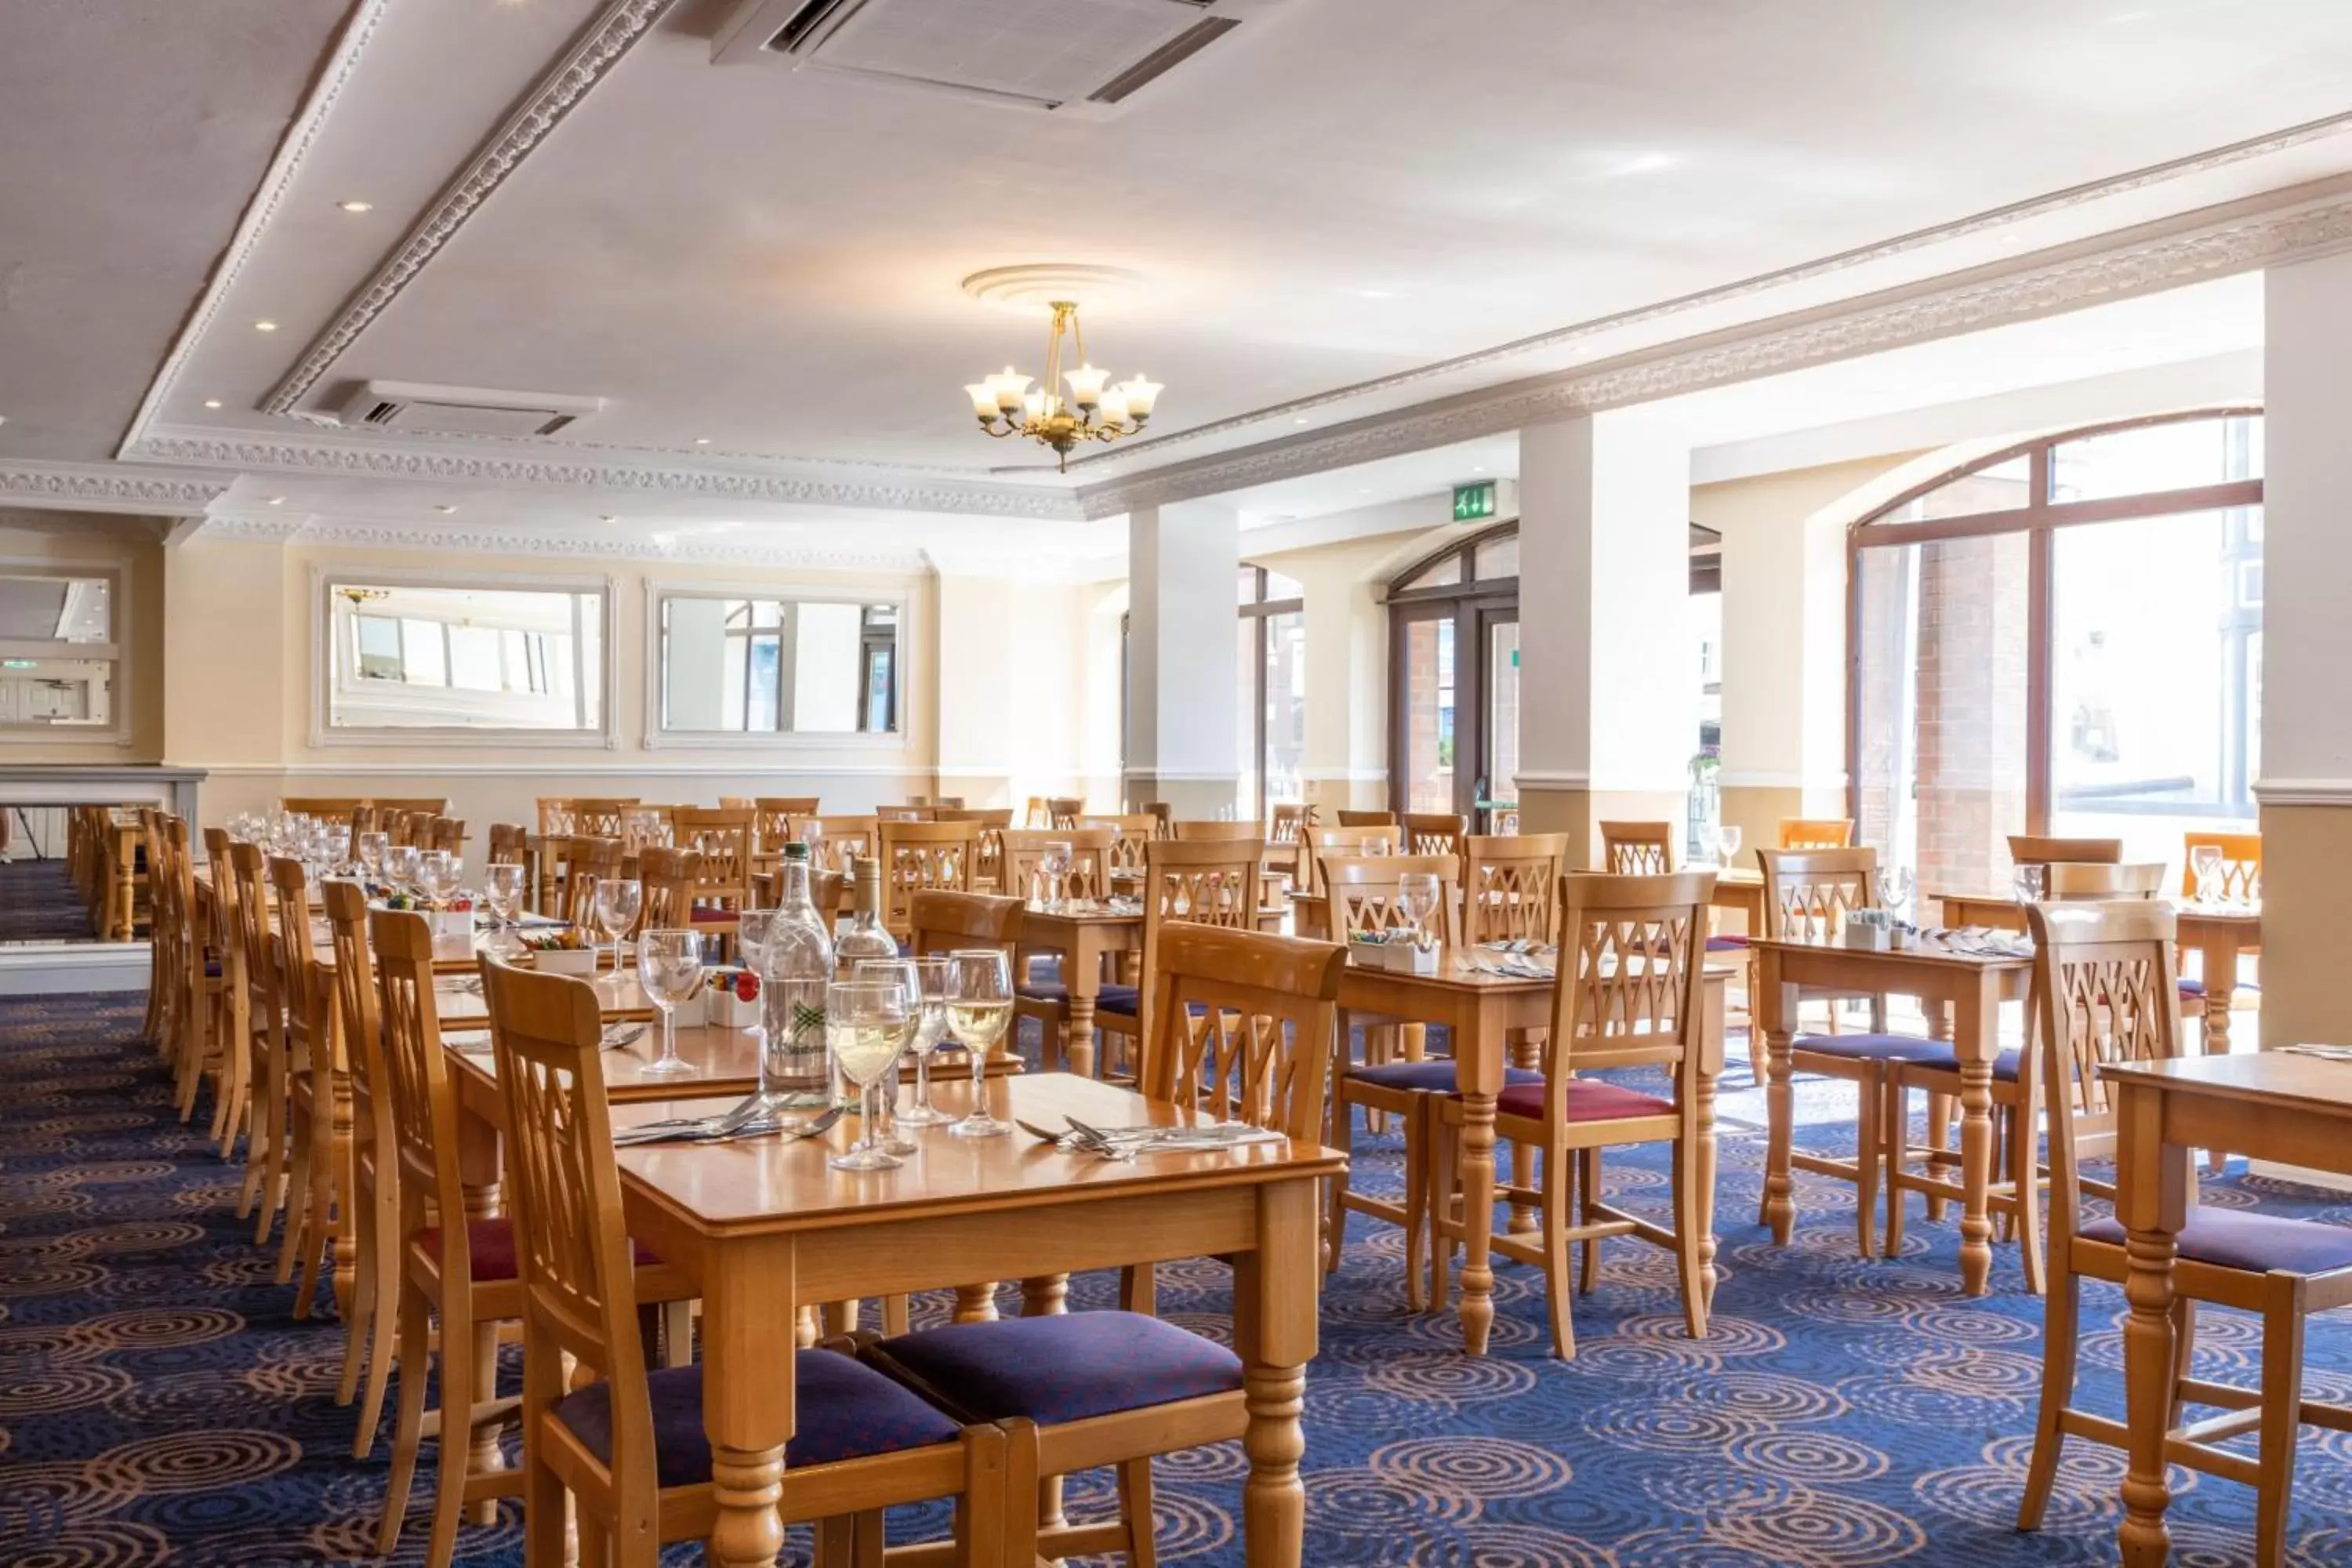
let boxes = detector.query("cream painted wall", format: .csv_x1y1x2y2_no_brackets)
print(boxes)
932,572,1087,809
1247,532,1402,814
157,532,968,830
1692,452,1922,850
0,513,165,762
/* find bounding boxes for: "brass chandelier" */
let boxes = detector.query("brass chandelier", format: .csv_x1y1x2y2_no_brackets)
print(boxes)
964,300,1162,470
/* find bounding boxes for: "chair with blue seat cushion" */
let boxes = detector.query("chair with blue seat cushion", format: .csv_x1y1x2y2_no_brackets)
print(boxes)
2016,901,2352,1568
1431,869,1720,1360
1089,837,1268,1085
1755,845,1929,1261
481,955,1007,1568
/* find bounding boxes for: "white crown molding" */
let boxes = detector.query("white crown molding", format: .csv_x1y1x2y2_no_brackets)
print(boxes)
1073,182,2352,518
186,511,933,573
125,429,1083,521
1060,109,2352,478
262,0,670,419
114,0,397,457
0,461,229,516
198,760,929,779
2252,779,2352,807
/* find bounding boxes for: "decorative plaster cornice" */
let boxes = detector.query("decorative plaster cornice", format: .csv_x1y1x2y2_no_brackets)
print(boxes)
127,431,1083,521
0,461,229,516
1078,187,2352,518
187,512,930,574
262,0,670,419
1062,109,2352,477
2252,778,2352,808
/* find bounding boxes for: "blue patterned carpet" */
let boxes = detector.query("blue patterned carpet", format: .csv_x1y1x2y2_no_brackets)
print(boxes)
3,991,2350,1566
0,860,96,945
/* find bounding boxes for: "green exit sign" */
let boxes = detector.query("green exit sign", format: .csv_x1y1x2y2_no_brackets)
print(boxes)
1452,481,1496,522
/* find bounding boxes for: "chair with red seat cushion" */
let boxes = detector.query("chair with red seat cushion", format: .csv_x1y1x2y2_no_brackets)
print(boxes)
1432,869,1719,1359
2017,900,2352,1568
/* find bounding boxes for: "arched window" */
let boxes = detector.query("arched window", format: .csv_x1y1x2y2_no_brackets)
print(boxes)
1238,564,1306,821
1849,408,2263,891
1387,522,1519,823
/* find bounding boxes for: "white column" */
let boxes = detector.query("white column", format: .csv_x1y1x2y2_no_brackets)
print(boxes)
2256,250,2352,1105
1125,499,1240,817
1516,409,1693,866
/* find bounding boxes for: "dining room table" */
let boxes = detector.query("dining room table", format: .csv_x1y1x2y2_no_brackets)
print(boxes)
1016,902,1144,1079
2103,1049,2352,1566
1751,927,2031,1295
1337,945,1733,1355
449,1067,1342,1568
1936,887,2263,1055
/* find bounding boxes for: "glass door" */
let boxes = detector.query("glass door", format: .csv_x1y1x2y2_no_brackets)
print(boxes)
1394,604,1457,814
1480,610,1520,820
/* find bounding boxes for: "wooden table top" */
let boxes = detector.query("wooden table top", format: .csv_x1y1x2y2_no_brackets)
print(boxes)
615,1072,1345,1237
1746,930,2034,971
2101,1050,2352,1113
1339,945,1743,996
447,1018,1018,1102
432,967,657,1031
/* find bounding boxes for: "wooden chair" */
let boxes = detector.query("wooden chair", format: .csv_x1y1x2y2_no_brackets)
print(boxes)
565,798,641,839
1269,801,1315,843
560,836,626,928
802,814,880,875
752,797,821,856
2006,833,2122,871
621,807,675,854
1043,796,1084,829
535,797,578,836
876,818,977,941
2180,829,2263,904
1335,810,1397,829
267,854,339,1315
671,807,754,938
1431,871,1716,1359
937,808,1016,892
427,815,466,855
481,955,1007,1567
1174,819,1270,843
1461,833,1567,946
1003,827,1114,908
1301,823,1401,900
1755,845,1934,1258
1599,820,1676,873
637,846,704,931
877,806,933,823
227,841,296,1243
1090,837,1269,1082
374,797,452,818
855,922,1340,1566
908,890,1025,963
319,880,397,1458
2015,900,2352,1567
487,822,528,867
1076,814,1159,874
190,828,247,1150
1401,811,1469,858
1777,817,1855,849
1321,849,1461,1200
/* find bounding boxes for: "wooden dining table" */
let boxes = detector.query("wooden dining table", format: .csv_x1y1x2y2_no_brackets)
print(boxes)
1751,931,2031,1296
1016,903,1143,1079
450,1068,1341,1568
1338,947,1732,1355
1936,889,2263,1054
2104,1051,2352,1566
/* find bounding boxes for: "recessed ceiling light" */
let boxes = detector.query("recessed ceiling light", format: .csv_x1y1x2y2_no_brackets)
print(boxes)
1294,417,1311,426
254,320,278,332
1605,151,1682,178
434,504,458,515
1472,466,1485,474
599,514,618,524
338,200,374,214
202,398,223,409
693,437,711,445
265,496,285,506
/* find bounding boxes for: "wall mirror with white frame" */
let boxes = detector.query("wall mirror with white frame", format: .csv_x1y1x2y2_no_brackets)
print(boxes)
655,589,902,738
0,568,122,736
320,574,610,742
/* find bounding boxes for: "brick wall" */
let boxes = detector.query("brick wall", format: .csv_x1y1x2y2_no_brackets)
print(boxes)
1912,532,2029,893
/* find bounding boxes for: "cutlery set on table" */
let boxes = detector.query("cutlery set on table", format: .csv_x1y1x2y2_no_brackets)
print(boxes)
1016,1116,1286,1162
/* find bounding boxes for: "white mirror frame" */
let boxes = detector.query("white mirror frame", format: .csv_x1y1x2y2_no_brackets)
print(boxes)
0,557,131,748
641,578,913,752
309,564,619,750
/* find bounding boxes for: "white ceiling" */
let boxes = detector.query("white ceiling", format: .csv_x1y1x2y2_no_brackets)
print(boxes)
2,0,2347,543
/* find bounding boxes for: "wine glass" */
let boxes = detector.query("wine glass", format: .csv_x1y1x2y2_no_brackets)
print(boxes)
737,907,778,978
2012,863,2047,906
423,850,463,906
1876,865,1915,924
485,864,526,949
592,877,642,988
1716,823,1743,869
877,955,953,1127
383,844,423,902
357,831,389,885
635,928,704,1080
853,958,927,1153
1038,840,1073,911
826,978,914,1171
945,949,1014,1139
2189,844,2225,905
1397,872,1442,949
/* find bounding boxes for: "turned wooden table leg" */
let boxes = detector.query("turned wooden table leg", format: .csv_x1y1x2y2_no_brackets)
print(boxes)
1506,1029,1541,1235
1235,1178,1315,1567
1457,1090,1499,1356
2114,1082,2189,1567
953,1282,1001,1323
1954,977,1997,1297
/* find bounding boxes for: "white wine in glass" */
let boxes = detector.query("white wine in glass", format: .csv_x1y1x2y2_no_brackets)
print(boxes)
946,948,1014,1139
827,978,913,1171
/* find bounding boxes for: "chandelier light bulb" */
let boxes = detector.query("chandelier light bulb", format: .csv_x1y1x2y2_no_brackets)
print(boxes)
1120,376,1163,419
1097,387,1131,425
965,382,1000,419
961,300,1163,469
1064,363,1110,409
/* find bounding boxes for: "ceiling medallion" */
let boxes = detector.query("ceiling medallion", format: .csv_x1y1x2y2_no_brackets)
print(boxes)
960,266,1160,470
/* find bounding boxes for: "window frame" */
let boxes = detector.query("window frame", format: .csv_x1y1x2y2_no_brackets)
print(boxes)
0,557,132,747
310,565,617,750
1844,406,2265,834
1385,522,1519,822
1238,564,1307,822
642,579,913,751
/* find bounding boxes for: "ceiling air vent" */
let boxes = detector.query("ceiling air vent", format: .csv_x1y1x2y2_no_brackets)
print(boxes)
713,0,1269,117
332,381,604,439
